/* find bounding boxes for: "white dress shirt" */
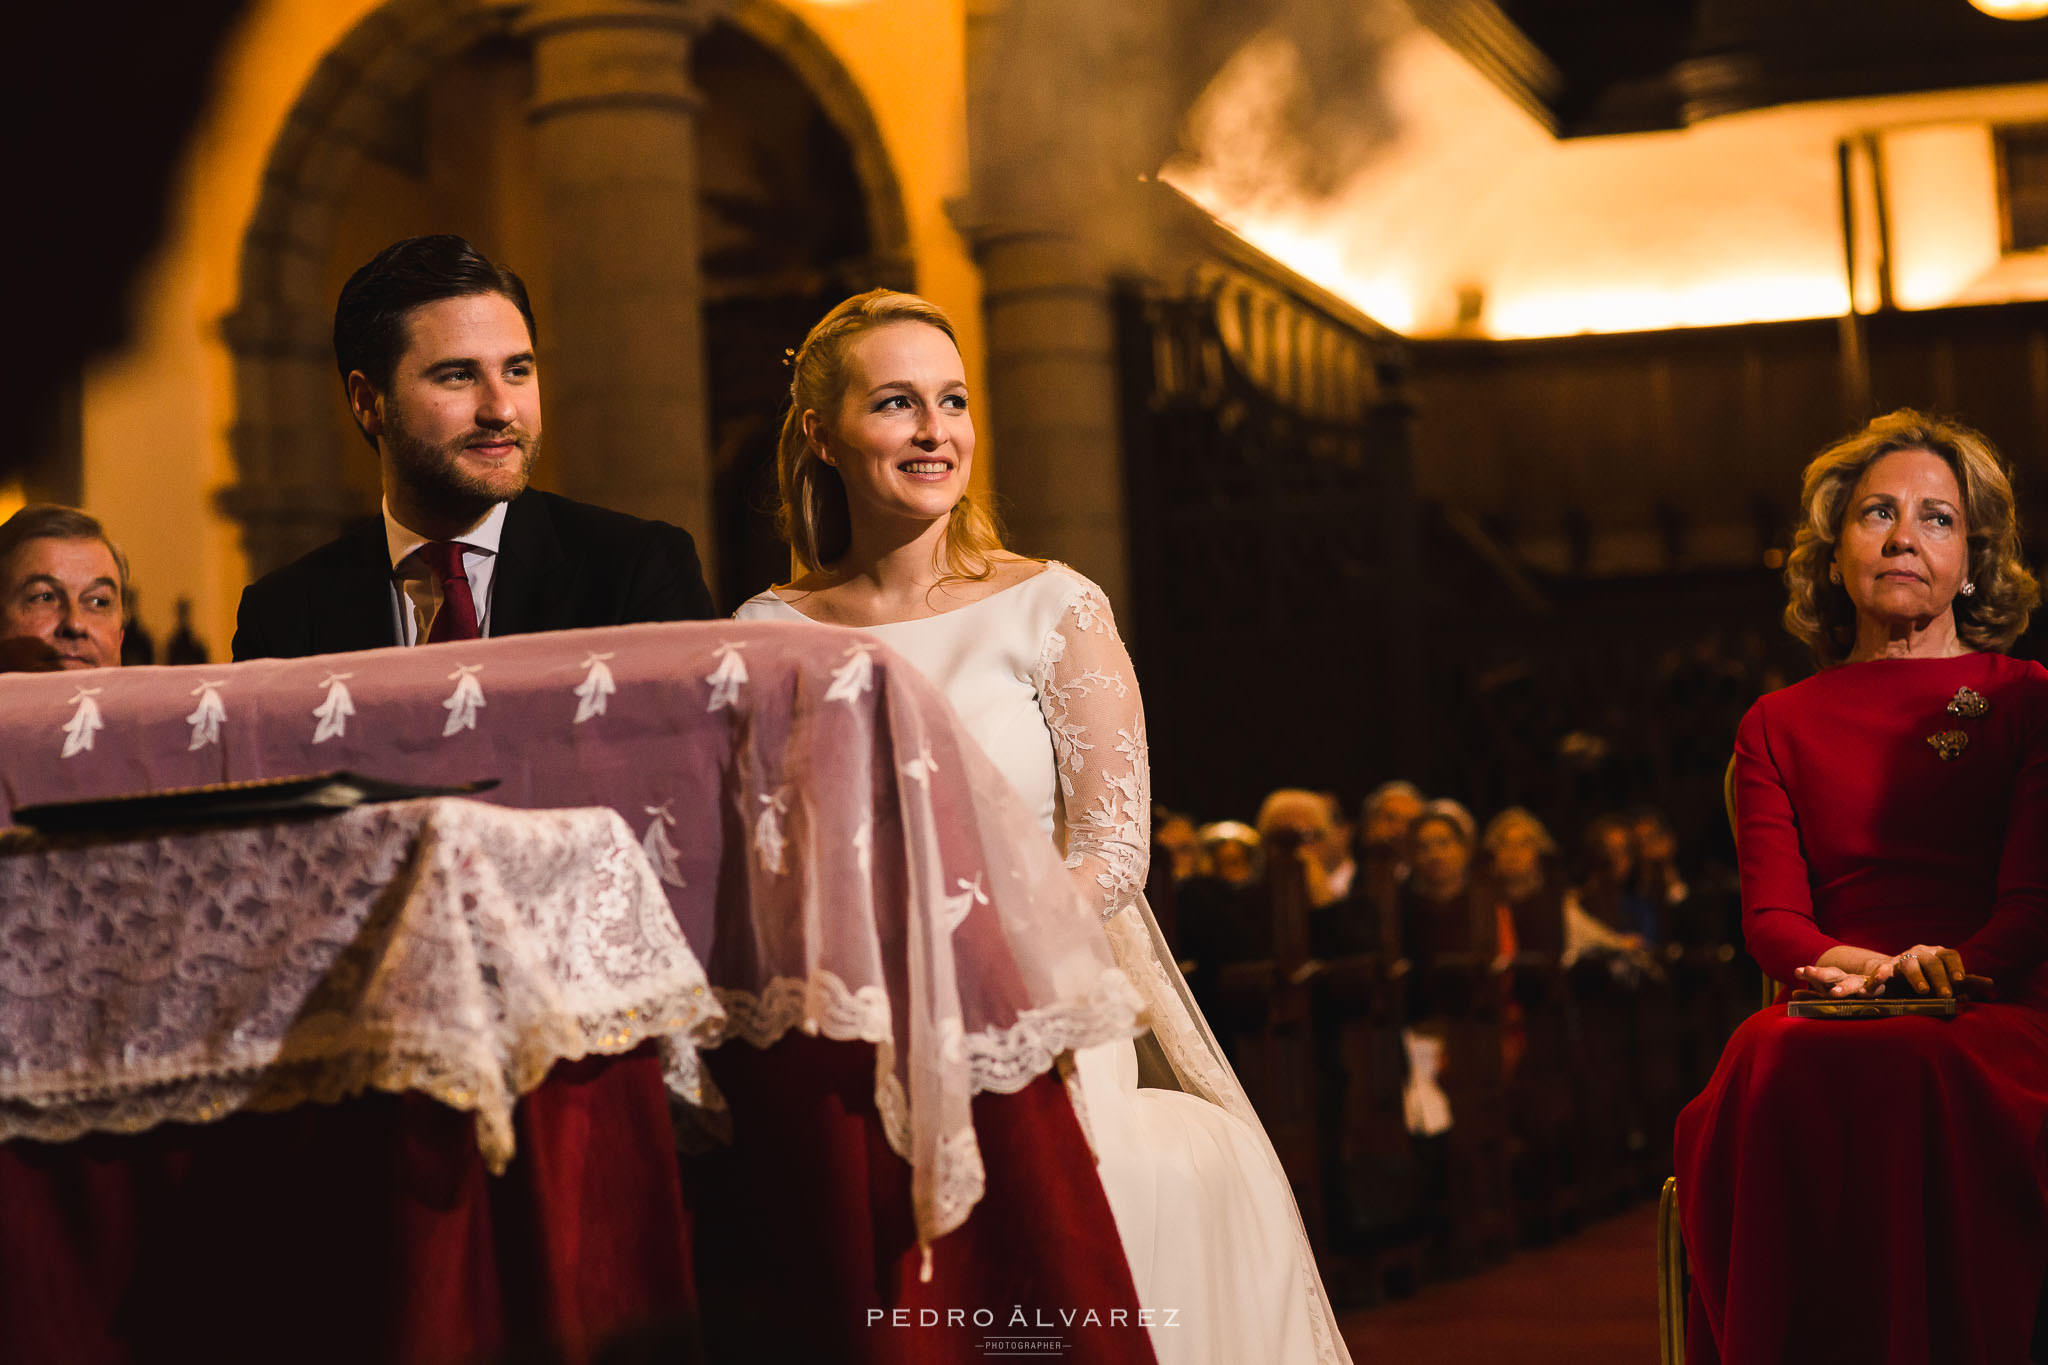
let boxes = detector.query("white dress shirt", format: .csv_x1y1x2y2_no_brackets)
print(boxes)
382,501,508,645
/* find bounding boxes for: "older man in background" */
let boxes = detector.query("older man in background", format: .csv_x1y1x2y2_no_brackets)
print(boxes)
1357,780,1426,939
0,504,126,672
1261,788,1390,959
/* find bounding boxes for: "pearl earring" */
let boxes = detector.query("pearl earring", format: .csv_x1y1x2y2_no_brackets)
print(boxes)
1960,581,1976,597
1828,563,1841,584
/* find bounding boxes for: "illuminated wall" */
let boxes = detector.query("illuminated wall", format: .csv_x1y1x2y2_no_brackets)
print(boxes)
1167,7,2048,341
79,0,981,654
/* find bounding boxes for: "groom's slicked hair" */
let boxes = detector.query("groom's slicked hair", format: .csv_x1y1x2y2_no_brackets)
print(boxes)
332,234,536,393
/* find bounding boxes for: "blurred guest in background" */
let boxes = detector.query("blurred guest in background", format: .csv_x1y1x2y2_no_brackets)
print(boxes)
1198,820,1260,888
1154,808,1204,882
0,504,126,673
165,597,210,665
1178,819,1266,1026
1489,808,1647,967
1576,812,1673,947
1481,807,1578,1237
1363,782,1426,846
1361,780,1424,867
1627,808,1689,944
1257,789,1350,907
1484,808,1567,960
1400,800,1484,972
1318,791,1357,900
1257,789,1381,956
1358,780,1425,935
119,588,156,666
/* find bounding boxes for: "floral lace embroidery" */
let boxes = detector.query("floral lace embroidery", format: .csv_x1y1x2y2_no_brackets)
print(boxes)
0,800,724,1174
1032,583,1151,922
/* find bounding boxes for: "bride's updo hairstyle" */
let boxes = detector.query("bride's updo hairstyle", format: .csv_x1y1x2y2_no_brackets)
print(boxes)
1785,408,2037,666
777,289,1006,578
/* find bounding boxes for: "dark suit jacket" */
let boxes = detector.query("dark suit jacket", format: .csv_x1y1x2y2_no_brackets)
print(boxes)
231,489,715,660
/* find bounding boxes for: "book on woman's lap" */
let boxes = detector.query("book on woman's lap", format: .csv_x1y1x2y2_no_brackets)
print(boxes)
1785,994,1961,1019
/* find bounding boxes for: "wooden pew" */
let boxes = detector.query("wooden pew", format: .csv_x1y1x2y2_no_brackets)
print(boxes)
1502,949,1582,1242
1315,948,1424,1298
1419,947,1516,1271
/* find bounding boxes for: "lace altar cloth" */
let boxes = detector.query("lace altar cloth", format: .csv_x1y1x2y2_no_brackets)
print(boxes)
0,622,1145,1249
0,798,721,1174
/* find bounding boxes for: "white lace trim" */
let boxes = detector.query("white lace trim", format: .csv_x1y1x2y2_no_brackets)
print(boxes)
711,966,1145,1137
710,964,1145,1244
0,800,725,1175
965,968,1149,1094
0,1003,718,1174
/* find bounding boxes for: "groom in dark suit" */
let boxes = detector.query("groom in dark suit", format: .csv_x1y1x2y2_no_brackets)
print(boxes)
232,235,714,660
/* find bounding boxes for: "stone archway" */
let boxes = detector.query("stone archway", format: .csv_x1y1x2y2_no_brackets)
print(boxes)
724,0,913,290
221,0,912,582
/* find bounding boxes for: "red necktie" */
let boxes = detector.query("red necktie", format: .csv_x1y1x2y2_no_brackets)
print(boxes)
418,541,480,643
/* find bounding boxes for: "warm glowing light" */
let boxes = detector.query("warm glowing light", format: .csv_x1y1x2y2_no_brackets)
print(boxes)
1487,274,1851,339
1179,183,1876,337
0,483,23,525
1177,208,1420,333
1969,0,2048,19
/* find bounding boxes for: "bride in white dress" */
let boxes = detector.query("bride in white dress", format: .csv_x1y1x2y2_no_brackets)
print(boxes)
733,289,1351,1365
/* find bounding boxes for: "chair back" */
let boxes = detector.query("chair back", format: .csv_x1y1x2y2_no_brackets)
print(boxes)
1722,754,1737,835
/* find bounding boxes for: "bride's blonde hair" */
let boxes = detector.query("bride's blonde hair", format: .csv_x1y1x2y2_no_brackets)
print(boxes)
776,289,1006,577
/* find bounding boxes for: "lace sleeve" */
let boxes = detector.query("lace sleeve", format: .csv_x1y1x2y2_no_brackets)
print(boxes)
1033,578,1151,921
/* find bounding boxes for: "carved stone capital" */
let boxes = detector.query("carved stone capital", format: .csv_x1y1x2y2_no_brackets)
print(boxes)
519,0,719,122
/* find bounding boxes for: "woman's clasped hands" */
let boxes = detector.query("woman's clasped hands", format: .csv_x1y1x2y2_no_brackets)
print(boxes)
1793,943,1992,1000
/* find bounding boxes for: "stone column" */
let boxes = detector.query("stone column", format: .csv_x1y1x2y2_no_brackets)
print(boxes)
958,0,1156,612
521,0,718,586
967,229,1130,610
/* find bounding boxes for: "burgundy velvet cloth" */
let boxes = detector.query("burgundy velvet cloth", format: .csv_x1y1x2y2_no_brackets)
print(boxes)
1676,654,2048,1363
0,628,1156,1361
0,1045,694,1365
686,1035,1159,1365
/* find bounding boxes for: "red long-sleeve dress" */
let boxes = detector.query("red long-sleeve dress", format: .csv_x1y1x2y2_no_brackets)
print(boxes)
1674,651,2048,1364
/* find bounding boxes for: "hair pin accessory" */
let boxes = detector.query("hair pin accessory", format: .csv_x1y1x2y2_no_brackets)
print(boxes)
1946,686,1989,718
781,347,797,368
1925,729,1970,761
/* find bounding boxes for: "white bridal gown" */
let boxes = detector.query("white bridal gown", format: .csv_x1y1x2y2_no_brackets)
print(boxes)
738,564,1351,1365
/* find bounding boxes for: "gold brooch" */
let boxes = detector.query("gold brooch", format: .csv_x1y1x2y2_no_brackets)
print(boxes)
1946,686,1989,718
1926,730,1970,760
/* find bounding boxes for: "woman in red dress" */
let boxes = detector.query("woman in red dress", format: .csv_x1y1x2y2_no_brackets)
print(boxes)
1675,409,2048,1363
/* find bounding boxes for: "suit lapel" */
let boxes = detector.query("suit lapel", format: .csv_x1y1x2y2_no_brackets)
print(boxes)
316,519,400,653
489,490,574,637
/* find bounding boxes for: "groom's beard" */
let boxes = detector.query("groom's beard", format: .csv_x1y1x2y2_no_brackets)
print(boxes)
384,413,541,523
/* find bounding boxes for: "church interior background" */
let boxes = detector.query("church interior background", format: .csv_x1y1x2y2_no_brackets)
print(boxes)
23,0,2046,838
12,2,2048,1346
